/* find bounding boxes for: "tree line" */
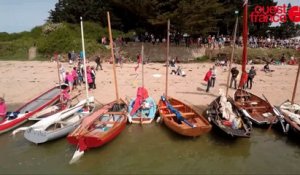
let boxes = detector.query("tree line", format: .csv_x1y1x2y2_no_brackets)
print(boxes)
49,0,300,38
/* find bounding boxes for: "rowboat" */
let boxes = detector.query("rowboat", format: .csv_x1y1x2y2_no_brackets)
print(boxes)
12,96,94,144
158,96,211,137
234,89,278,126
67,99,127,164
0,84,68,134
127,87,157,124
206,93,252,138
279,101,300,134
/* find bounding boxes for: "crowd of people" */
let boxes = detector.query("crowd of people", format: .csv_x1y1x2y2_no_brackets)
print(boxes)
126,32,300,50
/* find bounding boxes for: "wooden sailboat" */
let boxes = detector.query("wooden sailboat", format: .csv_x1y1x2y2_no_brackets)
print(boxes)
67,13,128,164
157,20,211,137
0,84,69,134
206,11,252,137
233,1,282,128
127,44,157,124
278,59,300,134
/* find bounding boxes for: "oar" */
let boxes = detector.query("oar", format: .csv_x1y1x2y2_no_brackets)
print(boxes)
262,94,285,132
69,147,84,164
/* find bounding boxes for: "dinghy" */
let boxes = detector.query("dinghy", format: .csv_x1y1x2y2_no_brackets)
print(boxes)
234,89,278,126
67,99,127,163
279,101,300,134
0,84,68,134
207,91,252,137
12,96,94,144
127,87,157,124
157,20,211,137
68,14,128,164
158,96,211,137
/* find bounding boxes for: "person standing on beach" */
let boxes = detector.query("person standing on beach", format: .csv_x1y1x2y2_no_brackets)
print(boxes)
0,97,7,122
59,63,66,83
65,72,74,91
91,66,96,89
71,67,78,89
95,55,103,71
230,67,239,89
211,66,217,87
204,68,213,92
247,66,256,89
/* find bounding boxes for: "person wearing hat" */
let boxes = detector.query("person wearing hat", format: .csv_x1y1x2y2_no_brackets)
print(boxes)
0,97,7,122
230,67,239,89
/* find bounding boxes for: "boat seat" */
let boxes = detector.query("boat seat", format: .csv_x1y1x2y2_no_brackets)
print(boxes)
160,105,184,109
235,94,251,98
243,106,266,109
164,112,195,117
106,112,125,115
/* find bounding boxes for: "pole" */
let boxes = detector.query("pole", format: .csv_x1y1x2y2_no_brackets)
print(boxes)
80,17,89,104
226,12,239,97
291,58,300,104
165,19,170,97
107,12,119,101
56,59,63,106
142,44,144,88
238,1,248,88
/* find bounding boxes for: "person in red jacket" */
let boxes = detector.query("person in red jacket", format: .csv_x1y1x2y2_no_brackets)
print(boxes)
204,68,212,92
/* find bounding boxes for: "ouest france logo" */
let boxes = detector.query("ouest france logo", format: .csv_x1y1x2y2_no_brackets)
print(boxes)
250,4,300,23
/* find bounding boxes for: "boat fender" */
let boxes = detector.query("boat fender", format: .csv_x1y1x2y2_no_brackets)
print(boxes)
285,124,290,133
207,116,211,123
127,114,132,123
156,116,161,123
241,109,251,119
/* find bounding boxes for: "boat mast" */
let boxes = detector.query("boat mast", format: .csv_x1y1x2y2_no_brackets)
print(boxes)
142,44,144,88
107,12,120,102
226,11,239,97
80,17,89,103
165,19,170,97
238,0,248,88
291,58,300,104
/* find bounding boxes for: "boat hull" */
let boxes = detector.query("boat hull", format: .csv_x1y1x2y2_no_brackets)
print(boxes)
158,97,211,137
234,89,278,126
206,96,252,138
0,85,68,134
279,100,300,135
67,99,127,151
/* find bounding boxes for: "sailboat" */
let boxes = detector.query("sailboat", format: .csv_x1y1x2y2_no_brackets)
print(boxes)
232,1,282,127
127,44,157,124
12,17,95,143
206,9,252,137
157,20,211,137
0,84,69,134
278,59,300,134
67,12,128,164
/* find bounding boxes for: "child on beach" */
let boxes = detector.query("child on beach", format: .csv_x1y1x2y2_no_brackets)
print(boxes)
0,97,7,122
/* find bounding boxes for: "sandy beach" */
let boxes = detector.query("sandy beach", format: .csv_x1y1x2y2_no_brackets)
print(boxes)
0,61,299,111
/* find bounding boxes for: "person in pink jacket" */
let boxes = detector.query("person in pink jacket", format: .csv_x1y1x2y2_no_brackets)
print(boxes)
71,67,78,89
86,67,93,90
65,72,74,91
0,97,7,122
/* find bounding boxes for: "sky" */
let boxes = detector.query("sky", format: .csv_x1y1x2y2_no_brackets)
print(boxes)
0,0,57,33
0,0,299,33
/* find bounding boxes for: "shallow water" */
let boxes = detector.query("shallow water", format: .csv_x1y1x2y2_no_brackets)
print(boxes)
0,116,300,175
